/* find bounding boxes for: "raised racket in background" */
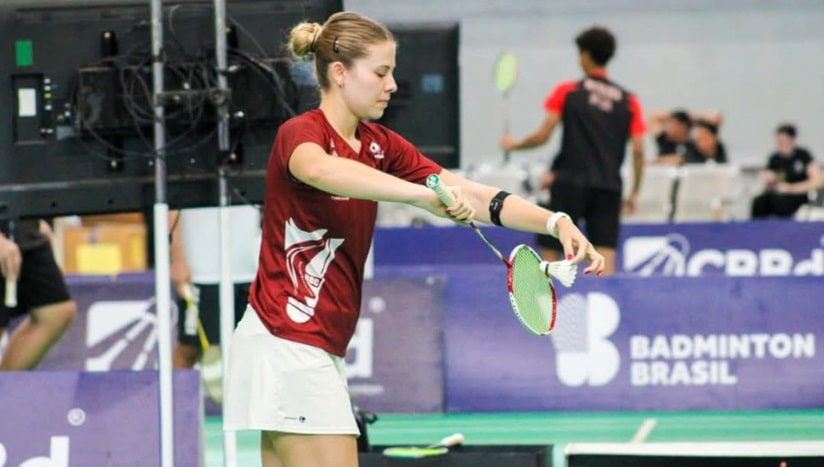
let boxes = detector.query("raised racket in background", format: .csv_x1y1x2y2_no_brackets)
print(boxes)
383,433,465,459
426,174,576,336
494,51,519,163
4,220,17,308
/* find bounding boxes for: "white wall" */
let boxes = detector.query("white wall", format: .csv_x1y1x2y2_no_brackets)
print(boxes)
345,0,824,170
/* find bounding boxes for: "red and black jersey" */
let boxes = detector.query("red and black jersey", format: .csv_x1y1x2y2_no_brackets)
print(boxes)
250,109,441,356
545,71,645,191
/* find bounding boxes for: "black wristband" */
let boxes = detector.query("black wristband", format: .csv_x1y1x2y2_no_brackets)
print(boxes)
489,190,511,226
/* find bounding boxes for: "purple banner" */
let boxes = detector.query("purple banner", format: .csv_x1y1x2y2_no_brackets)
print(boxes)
26,273,445,414
618,221,824,277
0,370,202,466
373,221,824,278
442,268,823,412
346,277,446,413
34,273,173,371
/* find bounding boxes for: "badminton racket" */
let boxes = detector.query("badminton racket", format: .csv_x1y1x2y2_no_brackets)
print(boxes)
494,51,519,162
427,174,576,335
4,220,17,308
180,283,223,403
382,433,465,459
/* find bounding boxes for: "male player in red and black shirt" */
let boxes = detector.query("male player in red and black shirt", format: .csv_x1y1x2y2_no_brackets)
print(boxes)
501,25,645,275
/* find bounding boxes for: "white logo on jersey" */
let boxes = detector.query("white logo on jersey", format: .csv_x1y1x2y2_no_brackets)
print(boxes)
368,141,384,159
284,218,344,323
551,292,620,386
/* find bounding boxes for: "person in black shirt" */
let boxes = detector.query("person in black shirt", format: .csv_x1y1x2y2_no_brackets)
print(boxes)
648,109,694,165
0,219,76,370
501,25,646,275
751,124,822,219
684,119,728,164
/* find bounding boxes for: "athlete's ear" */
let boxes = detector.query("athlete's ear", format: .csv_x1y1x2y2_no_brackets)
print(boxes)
578,50,593,69
329,61,347,88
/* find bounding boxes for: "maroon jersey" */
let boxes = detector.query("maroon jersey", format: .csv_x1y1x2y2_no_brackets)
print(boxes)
250,109,441,356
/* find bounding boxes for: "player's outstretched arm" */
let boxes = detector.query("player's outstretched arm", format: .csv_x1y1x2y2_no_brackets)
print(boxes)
436,169,604,275
288,142,476,223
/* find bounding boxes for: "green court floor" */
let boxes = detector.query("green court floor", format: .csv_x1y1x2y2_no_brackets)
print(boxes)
204,409,824,466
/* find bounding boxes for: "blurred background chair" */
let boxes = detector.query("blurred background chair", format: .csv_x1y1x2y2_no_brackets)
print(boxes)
794,186,824,221
622,165,679,223
673,163,741,222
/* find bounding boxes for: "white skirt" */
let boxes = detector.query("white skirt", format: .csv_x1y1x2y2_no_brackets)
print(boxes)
222,306,359,435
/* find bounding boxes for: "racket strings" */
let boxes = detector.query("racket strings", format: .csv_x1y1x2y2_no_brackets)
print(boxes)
509,246,556,335
551,294,588,353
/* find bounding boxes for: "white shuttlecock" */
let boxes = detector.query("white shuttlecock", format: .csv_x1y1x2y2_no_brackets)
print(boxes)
436,433,465,447
540,260,577,288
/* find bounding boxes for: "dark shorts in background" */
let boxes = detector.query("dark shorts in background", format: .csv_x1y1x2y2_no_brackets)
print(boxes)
177,282,250,348
0,244,72,327
536,180,622,252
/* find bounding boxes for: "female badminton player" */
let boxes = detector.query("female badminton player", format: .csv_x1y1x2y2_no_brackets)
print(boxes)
222,11,605,467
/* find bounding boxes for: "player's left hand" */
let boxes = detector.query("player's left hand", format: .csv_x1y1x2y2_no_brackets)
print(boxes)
556,218,605,277
440,185,476,224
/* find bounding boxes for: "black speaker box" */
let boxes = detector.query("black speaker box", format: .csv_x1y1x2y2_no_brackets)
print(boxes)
359,444,551,467
568,454,824,467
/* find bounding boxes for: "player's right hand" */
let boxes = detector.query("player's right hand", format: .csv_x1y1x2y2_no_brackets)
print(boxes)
0,236,22,280
421,184,476,225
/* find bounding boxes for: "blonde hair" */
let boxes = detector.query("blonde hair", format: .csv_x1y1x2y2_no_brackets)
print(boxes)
288,12,394,90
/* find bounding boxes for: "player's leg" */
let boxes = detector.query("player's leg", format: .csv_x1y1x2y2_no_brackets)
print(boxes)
172,340,200,368
583,187,622,275
0,301,75,370
537,179,585,261
270,432,358,467
261,431,284,467
223,308,360,467
0,244,75,370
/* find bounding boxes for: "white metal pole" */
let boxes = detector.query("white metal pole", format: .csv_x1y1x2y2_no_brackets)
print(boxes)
213,1,238,465
150,0,175,465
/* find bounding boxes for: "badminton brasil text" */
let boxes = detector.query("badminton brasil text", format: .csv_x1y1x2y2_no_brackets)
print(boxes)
629,333,815,386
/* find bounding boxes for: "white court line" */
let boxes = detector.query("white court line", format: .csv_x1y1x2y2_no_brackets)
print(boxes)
630,418,657,444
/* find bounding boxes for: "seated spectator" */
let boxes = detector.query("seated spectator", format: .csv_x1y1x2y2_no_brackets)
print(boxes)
751,124,822,219
648,109,694,165
684,119,727,164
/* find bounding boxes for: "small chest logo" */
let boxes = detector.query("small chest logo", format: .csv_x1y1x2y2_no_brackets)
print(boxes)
369,141,384,160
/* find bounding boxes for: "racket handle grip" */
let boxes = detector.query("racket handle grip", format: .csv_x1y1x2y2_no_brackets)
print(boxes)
180,283,199,336
426,174,455,207
179,282,194,301
5,278,17,308
438,433,465,447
